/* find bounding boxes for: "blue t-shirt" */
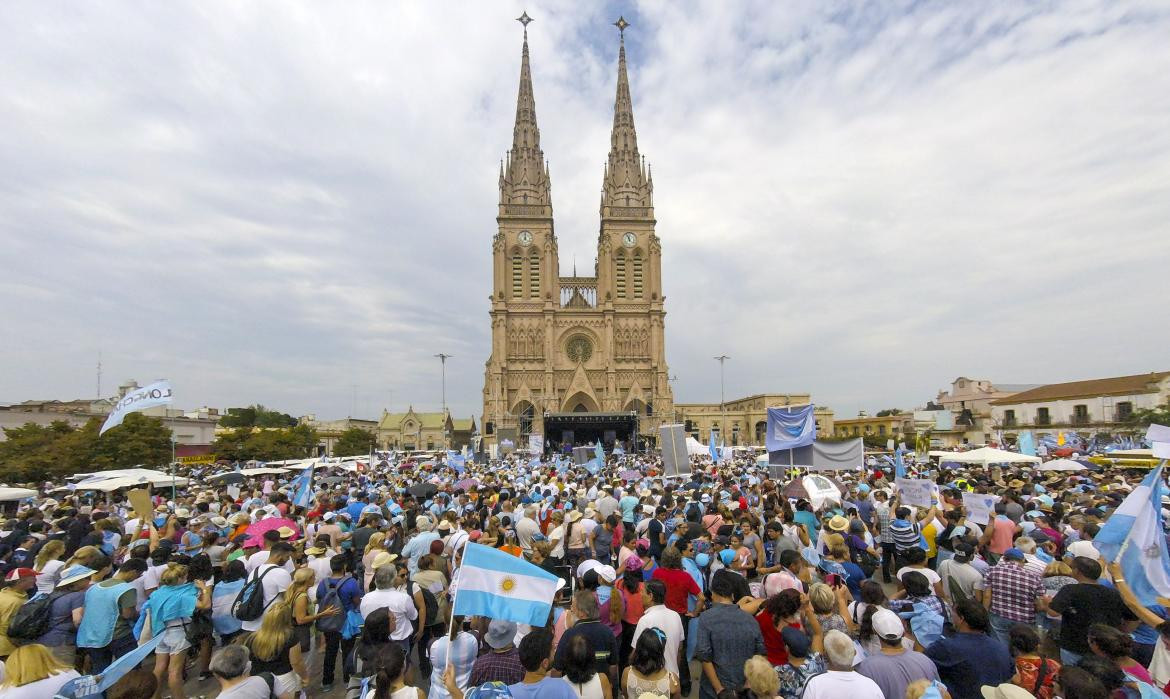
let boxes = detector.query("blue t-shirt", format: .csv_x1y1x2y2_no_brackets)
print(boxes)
794,511,819,545
618,496,639,523
925,632,1014,699
345,501,367,523
508,677,578,699
316,575,361,611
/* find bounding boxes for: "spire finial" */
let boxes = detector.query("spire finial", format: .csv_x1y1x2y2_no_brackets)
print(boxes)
517,11,532,38
614,15,630,36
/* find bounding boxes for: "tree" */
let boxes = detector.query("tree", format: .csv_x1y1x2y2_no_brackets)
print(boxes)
333,427,376,457
1129,402,1170,428
211,424,319,462
0,414,172,482
875,409,903,417
219,405,297,429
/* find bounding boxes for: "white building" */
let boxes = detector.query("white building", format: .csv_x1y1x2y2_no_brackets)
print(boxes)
990,371,1170,436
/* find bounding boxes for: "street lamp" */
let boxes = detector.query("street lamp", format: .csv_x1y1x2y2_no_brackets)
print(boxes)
714,356,729,446
434,353,453,413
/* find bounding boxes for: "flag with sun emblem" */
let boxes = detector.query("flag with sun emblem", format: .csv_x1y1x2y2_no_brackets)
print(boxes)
452,543,561,625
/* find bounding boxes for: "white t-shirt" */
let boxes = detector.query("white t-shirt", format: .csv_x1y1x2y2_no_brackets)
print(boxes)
631,604,684,677
0,670,80,699
35,559,65,595
800,670,885,699
548,525,566,558
239,563,292,632
142,563,168,592
245,549,295,575
360,588,417,641
215,676,273,699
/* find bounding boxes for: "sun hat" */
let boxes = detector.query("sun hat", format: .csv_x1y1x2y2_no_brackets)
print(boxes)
485,619,517,649
371,552,397,570
276,526,296,539
566,510,583,523
596,565,617,584
981,683,1036,699
304,546,326,556
827,515,849,532
210,516,229,528
57,565,97,588
322,511,336,522
870,608,906,640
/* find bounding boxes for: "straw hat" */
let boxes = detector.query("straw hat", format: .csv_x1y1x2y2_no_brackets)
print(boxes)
566,510,583,523
371,552,398,570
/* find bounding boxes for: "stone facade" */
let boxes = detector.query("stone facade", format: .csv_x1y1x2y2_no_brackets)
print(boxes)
376,408,452,452
482,23,672,447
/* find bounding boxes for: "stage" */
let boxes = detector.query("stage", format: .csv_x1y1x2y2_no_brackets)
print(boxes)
542,411,641,455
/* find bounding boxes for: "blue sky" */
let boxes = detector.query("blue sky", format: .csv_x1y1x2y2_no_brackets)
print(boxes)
2,1,1168,422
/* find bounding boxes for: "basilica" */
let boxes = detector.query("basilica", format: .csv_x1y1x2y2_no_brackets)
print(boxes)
481,16,673,453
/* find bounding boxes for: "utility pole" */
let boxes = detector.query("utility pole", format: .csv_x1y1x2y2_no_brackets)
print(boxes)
434,353,453,413
350,384,357,418
714,356,729,446
96,351,102,399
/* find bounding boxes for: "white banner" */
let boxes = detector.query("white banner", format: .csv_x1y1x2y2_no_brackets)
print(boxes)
962,492,1000,526
895,478,937,508
529,435,544,455
100,379,173,435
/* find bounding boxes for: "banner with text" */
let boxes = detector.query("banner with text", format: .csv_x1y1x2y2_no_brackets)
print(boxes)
100,379,173,435
895,478,937,508
962,492,1000,526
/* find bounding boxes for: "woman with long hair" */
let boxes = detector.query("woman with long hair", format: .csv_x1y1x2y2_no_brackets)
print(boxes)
1087,623,1155,685
139,563,211,699
617,567,645,671
546,510,566,568
562,633,611,698
372,643,424,699
33,539,66,595
286,567,336,656
621,626,677,698
0,643,80,699
243,601,305,699
852,580,899,656
186,554,216,681
1008,623,1060,699
362,533,387,591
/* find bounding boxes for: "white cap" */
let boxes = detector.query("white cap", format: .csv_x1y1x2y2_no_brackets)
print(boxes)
1066,540,1100,560
870,608,905,640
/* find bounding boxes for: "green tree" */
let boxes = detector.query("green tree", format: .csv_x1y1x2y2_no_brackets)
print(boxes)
211,425,318,462
1129,402,1170,428
218,405,297,429
333,427,376,457
0,414,172,482
875,409,903,417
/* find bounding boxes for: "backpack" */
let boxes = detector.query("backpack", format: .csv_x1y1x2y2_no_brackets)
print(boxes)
232,566,276,621
316,576,352,633
6,592,60,642
847,535,879,577
411,582,440,628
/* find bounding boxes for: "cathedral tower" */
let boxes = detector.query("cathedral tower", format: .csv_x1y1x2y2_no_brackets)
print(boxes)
483,15,672,451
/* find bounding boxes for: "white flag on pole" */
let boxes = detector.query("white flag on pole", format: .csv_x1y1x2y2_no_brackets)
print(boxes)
100,379,174,435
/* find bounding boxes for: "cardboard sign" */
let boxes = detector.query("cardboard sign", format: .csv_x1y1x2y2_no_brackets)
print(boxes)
895,478,936,508
127,488,153,521
962,492,1000,526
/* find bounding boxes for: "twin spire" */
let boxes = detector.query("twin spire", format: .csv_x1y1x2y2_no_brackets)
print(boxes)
499,13,652,219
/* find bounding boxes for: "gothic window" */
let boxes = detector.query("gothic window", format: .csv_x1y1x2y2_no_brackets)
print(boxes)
632,254,644,298
528,251,540,298
615,254,627,299
511,254,522,298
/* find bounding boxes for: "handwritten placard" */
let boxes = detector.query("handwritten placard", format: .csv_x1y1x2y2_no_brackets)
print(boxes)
962,492,1000,526
895,478,937,508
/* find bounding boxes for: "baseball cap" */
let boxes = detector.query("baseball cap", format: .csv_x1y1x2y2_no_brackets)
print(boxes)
5,568,37,582
780,626,811,658
953,541,976,561
871,608,906,640
1065,540,1100,560
1003,548,1025,561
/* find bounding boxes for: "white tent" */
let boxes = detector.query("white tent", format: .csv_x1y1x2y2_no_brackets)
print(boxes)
72,475,188,492
685,437,708,457
210,468,288,478
0,487,38,501
929,447,1042,466
72,469,189,489
1038,459,1087,472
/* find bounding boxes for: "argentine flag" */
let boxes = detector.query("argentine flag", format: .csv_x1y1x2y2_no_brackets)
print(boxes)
290,465,313,508
1094,466,1170,606
894,445,907,479
453,543,560,625
708,432,719,462
586,441,604,475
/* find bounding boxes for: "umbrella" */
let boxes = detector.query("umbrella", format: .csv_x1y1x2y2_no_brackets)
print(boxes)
408,482,438,499
319,476,345,485
619,469,641,481
244,517,300,547
1038,459,1087,472
781,475,845,511
454,479,478,491
209,472,246,484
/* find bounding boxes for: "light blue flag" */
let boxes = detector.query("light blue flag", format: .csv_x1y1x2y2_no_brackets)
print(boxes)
554,455,568,473
59,633,165,698
765,405,817,452
447,450,466,474
528,456,541,469
614,444,625,456
587,441,604,475
708,432,719,461
1095,466,1170,606
894,445,907,479
1018,431,1036,456
452,543,560,625
290,465,313,508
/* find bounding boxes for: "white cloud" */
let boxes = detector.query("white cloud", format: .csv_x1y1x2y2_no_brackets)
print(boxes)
1,0,1167,422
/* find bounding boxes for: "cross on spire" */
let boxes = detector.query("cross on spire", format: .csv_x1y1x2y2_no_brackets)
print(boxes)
517,11,532,37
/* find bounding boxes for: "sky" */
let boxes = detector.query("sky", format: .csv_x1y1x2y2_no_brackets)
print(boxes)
2,0,1169,423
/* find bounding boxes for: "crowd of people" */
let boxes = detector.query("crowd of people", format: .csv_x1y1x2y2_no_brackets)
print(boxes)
0,450,1166,699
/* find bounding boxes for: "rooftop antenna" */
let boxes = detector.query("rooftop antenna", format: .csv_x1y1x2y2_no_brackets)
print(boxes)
96,351,102,399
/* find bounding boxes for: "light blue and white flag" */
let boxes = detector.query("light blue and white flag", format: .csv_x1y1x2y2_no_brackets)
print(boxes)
765,405,816,452
1095,466,1170,606
708,432,719,462
59,633,165,699
614,444,625,456
447,450,466,474
527,455,541,470
452,543,560,625
100,379,173,435
894,444,907,479
554,455,568,473
290,465,313,508
1018,431,1036,457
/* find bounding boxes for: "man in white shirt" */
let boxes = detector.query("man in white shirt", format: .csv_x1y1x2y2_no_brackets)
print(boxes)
245,530,295,575
801,630,884,699
595,488,620,520
240,542,294,633
631,579,684,678
515,506,540,557
360,566,417,644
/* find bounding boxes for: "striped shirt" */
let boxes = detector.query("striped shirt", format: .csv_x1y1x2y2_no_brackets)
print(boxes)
889,520,922,552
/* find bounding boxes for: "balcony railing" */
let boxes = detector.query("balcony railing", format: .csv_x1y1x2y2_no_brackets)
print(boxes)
1070,413,1091,426
559,277,597,308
